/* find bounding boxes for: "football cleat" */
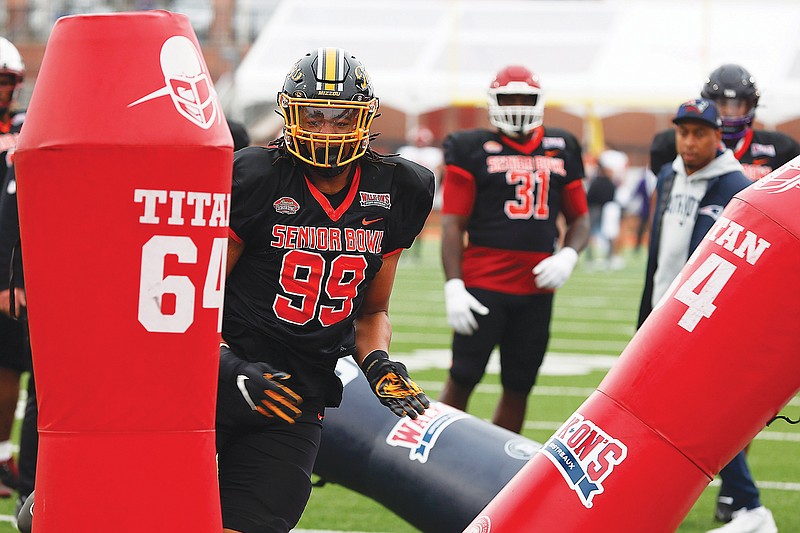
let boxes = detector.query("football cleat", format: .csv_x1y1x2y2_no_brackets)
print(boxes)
705,506,777,533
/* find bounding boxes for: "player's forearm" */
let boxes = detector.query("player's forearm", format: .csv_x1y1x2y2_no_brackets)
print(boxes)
563,213,590,253
441,215,466,280
353,310,392,365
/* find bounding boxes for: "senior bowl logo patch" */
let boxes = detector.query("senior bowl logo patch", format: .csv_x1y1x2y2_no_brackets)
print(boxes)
273,196,300,214
540,412,627,508
483,140,503,153
385,402,468,463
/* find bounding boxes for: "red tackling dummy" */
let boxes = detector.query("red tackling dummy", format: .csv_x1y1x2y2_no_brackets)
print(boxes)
15,11,231,532
464,157,800,532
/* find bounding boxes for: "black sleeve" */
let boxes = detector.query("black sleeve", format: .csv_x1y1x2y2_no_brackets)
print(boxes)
778,132,800,163
562,130,586,181
227,119,251,152
0,166,22,288
442,130,481,170
229,147,276,243
384,159,435,254
650,129,676,174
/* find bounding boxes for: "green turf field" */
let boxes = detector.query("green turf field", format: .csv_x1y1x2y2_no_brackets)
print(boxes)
0,238,796,532
296,239,800,533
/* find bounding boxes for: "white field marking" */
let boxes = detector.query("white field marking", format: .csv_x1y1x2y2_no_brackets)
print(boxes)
398,349,620,375
705,479,800,491
555,295,639,308
548,338,629,352
553,307,637,321
553,321,636,335
390,332,633,354
520,421,800,443
418,381,596,398
291,530,390,533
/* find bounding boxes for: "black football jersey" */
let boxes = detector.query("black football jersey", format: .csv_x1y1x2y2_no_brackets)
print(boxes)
0,111,25,285
222,147,434,402
650,127,800,181
443,127,585,252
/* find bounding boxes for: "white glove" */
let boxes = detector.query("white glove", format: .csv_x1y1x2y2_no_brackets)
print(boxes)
444,278,489,335
533,247,578,289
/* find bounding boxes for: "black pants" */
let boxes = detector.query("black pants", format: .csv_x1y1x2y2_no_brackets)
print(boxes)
216,398,324,533
18,374,36,501
450,289,553,393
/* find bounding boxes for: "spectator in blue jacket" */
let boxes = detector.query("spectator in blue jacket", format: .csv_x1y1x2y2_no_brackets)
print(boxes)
638,98,776,533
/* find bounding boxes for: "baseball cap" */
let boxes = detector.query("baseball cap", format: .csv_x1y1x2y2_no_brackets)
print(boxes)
672,98,722,129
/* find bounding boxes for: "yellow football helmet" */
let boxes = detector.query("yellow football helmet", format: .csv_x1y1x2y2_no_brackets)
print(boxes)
278,47,379,169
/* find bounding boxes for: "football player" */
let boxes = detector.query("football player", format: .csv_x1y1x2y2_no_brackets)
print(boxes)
0,36,28,503
650,65,791,531
438,65,589,434
650,64,800,181
217,47,433,533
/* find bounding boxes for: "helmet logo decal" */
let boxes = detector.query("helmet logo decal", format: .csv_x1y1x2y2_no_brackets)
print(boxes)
288,63,303,83
128,36,219,129
354,65,370,93
316,47,344,96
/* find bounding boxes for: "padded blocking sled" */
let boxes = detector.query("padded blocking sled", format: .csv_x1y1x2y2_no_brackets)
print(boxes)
15,11,231,532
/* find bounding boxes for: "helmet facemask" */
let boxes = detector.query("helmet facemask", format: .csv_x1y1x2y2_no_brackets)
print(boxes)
280,93,377,169
487,78,545,136
714,96,756,142
0,73,18,113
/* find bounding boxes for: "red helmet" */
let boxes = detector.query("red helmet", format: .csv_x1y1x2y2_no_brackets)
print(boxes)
487,65,545,135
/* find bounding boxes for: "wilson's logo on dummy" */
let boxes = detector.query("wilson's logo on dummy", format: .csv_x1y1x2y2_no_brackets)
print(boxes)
541,413,627,508
128,35,220,129
385,402,467,463
753,162,800,194
359,191,391,209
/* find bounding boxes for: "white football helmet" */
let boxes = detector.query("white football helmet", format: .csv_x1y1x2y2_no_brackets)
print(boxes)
487,65,544,136
0,37,24,110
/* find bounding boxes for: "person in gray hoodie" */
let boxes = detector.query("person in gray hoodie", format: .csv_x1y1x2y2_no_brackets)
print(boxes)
638,98,777,533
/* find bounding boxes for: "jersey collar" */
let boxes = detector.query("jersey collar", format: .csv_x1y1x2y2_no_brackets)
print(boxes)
305,165,361,222
732,128,753,161
500,126,545,154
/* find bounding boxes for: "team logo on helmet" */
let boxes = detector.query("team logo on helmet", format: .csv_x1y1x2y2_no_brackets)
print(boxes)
354,65,370,93
288,63,303,83
753,163,800,194
128,36,219,129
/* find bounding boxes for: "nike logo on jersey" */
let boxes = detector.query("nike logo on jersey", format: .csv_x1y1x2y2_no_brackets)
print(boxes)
236,375,259,411
362,217,383,226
